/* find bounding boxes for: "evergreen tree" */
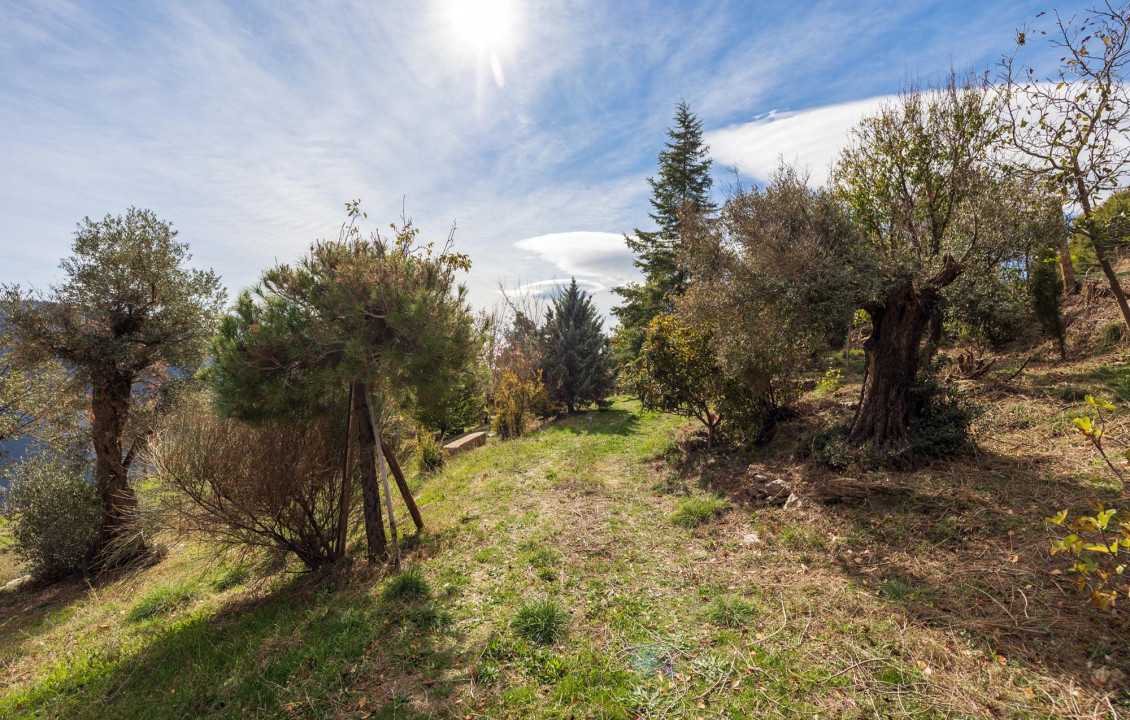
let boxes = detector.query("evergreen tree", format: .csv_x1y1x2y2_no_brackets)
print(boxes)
613,101,717,360
1031,243,1067,359
542,279,615,413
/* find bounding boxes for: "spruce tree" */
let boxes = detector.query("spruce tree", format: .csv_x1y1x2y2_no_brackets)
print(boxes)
613,101,717,360
542,279,615,413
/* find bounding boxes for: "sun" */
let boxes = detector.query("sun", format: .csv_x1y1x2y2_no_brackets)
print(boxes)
445,0,517,53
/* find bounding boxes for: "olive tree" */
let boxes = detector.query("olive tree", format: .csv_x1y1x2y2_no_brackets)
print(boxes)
2,209,225,562
833,75,1017,448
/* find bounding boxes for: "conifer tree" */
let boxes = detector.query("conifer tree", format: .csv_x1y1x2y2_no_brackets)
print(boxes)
542,279,615,413
613,101,716,360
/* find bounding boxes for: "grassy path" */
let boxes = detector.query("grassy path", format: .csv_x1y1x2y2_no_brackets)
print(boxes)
0,399,1107,718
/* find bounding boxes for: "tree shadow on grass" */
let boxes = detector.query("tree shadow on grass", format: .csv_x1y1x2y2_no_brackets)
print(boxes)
669,433,1130,699
2,566,465,720
556,408,641,437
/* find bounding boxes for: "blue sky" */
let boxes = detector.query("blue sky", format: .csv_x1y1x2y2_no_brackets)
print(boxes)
0,0,1092,318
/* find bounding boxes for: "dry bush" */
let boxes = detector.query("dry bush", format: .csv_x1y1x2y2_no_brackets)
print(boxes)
149,404,348,569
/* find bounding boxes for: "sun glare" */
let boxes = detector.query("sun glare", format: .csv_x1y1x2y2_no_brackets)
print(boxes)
446,0,516,53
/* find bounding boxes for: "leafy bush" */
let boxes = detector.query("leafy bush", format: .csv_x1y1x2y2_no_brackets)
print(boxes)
512,599,569,645
416,432,445,473
945,269,1030,350
907,374,980,458
382,566,431,601
797,425,854,469
816,367,844,395
2,452,100,579
670,494,729,528
1046,505,1130,611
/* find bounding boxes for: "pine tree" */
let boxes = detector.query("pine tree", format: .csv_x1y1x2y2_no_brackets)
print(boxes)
542,279,616,413
613,101,717,360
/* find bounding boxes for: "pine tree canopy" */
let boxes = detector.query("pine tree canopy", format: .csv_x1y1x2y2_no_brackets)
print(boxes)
542,278,616,412
613,101,716,361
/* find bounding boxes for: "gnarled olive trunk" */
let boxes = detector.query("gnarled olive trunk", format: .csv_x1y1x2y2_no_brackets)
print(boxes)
352,382,387,562
90,371,142,560
850,256,961,449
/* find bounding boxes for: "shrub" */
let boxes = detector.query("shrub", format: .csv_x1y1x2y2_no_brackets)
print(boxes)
1046,505,1130,611
797,425,853,469
2,452,100,579
907,373,980,458
150,403,349,570
512,599,569,645
945,269,1029,350
417,432,445,473
382,566,431,601
670,494,729,528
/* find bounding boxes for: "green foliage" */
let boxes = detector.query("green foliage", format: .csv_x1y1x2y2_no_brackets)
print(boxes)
1046,505,1130,611
416,431,445,472
816,367,845,395
541,279,616,412
126,580,199,622
382,566,432,601
797,425,854,470
907,373,980,458
2,208,226,553
2,451,100,579
670,494,729,528
1068,394,1126,486
1030,244,1067,357
631,313,731,446
945,268,1030,350
210,213,476,424
614,101,717,360
488,307,550,439
512,599,570,645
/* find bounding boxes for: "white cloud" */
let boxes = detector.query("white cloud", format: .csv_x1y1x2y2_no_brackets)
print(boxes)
706,95,895,186
513,231,639,289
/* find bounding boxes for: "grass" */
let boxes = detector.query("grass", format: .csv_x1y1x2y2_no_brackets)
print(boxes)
669,493,729,527
126,580,199,622
0,396,1127,719
511,599,570,645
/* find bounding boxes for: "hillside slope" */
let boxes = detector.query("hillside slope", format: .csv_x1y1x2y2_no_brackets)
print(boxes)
0,396,1126,718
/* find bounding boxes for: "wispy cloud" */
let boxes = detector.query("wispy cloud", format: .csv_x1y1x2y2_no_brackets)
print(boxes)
706,96,894,186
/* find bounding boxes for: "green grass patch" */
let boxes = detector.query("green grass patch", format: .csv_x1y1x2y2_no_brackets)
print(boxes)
126,581,199,622
670,494,729,527
512,599,570,645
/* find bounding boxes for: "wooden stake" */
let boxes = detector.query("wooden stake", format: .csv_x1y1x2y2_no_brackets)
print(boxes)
376,432,401,569
335,385,355,559
383,447,424,531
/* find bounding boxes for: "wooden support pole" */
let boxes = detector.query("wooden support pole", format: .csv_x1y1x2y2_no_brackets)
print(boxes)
383,447,424,531
375,432,401,569
335,385,355,559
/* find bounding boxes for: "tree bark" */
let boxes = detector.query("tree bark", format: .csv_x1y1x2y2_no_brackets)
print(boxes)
90,371,143,560
1093,245,1130,333
849,271,956,449
352,382,386,562
1058,237,1078,295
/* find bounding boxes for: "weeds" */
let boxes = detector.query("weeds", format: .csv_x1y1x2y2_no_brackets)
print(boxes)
512,599,569,645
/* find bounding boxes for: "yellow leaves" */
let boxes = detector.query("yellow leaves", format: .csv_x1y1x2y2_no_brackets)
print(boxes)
1086,394,1116,410
1046,509,1068,526
1073,416,1098,437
